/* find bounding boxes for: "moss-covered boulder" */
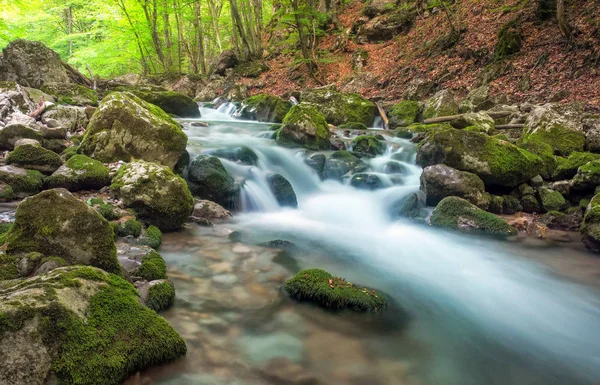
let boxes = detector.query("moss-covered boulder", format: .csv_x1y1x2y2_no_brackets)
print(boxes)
267,173,298,208
283,268,387,312
111,160,194,231
352,135,386,156
45,154,110,191
208,146,258,166
144,280,176,312
394,122,452,140
417,128,543,188
517,138,558,179
521,194,542,213
234,61,269,78
540,208,583,231
494,19,522,60
276,104,331,151
0,123,43,150
538,188,565,212
0,165,44,198
338,121,368,131
523,123,584,157
139,225,162,249
124,90,200,118
581,194,600,251
323,150,368,180
423,89,459,120
79,92,188,169
186,155,239,208
40,82,98,106
420,164,489,209
299,86,377,126
6,144,63,174
388,100,420,129
552,152,600,180
40,104,88,132
450,111,496,135
238,94,291,123
571,160,600,191
0,266,186,385
4,189,119,273
430,196,517,236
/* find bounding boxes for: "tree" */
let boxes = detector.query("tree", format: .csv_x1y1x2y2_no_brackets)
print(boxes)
556,0,572,40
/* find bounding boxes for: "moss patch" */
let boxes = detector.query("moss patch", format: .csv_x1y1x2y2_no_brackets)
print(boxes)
45,154,110,191
523,123,585,157
40,83,98,106
117,219,142,238
552,152,600,180
140,226,162,249
135,251,167,281
6,144,63,174
276,104,331,151
146,281,175,312
352,135,386,156
388,100,420,128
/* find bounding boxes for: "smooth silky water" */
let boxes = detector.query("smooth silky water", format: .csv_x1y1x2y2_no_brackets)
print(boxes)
140,106,600,385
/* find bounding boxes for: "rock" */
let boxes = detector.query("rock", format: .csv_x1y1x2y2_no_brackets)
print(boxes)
585,126,600,153
42,138,68,154
391,192,424,219
388,100,420,129
352,135,386,156
541,208,583,231
0,181,14,201
0,165,44,198
237,94,292,123
111,160,194,231
488,195,504,214
208,146,258,166
79,92,187,169
521,194,541,213
0,266,186,385
581,194,600,251
305,153,326,177
450,111,496,135
502,195,522,214
0,123,43,150
548,180,571,196
420,165,489,209
429,196,517,236
211,49,238,76
571,160,600,191
120,89,200,118
299,85,377,126
186,155,239,208
494,19,522,60
141,280,176,312
276,104,331,151
169,75,203,97
233,61,269,78
0,39,70,88
268,174,298,208
350,173,385,190
553,152,600,180
192,200,232,222
0,81,37,120
357,7,416,42
538,188,566,212
322,150,368,180
283,268,387,312
530,175,544,187
6,143,64,174
5,189,119,273
417,128,543,188
194,74,248,102
45,154,110,191
39,82,98,106
459,85,507,112
258,357,321,385
423,89,459,120
39,125,67,139
40,104,88,132
514,183,535,197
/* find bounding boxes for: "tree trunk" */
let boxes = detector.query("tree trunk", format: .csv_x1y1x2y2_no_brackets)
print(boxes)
291,0,316,72
557,0,572,40
65,7,73,56
162,0,173,70
172,0,183,74
118,0,150,74
139,0,167,72
193,0,207,74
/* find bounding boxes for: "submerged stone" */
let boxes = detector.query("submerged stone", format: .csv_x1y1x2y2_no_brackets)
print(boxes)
267,173,298,208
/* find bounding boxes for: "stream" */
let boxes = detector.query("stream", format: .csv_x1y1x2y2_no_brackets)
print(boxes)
139,106,600,385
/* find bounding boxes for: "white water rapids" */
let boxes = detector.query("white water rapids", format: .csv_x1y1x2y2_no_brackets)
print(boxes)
178,105,600,385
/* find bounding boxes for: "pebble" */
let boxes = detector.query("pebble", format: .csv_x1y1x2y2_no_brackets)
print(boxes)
212,274,239,286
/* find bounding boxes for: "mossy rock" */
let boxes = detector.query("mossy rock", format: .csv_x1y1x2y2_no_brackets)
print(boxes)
111,160,194,231
502,194,522,214
494,19,522,60
61,146,79,161
4,189,119,274
238,94,291,123
283,268,387,312
429,196,517,236
117,219,142,238
338,121,369,131
0,266,186,385
0,182,14,201
139,226,162,249
422,90,458,120
581,194,600,251
521,194,541,213
420,164,489,209
145,280,175,312
538,188,566,212
0,166,44,198
0,253,18,280
186,155,239,208
350,173,385,190
522,123,585,157
299,86,377,126
135,250,167,281
267,174,298,208
394,122,452,139
571,160,600,191
79,92,188,169
552,152,600,180
114,88,200,118
276,104,331,151
45,154,110,191
517,138,557,179
6,144,63,174
0,124,43,150
450,112,496,135
234,61,269,78
417,128,544,188
323,150,368,180
208,146,258,166
388,100,420,129
40,82,99,106
352,135,386,156
42,138,68,154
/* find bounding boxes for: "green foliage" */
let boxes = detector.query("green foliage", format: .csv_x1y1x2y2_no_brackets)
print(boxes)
283,268,387,312
135,250,167,281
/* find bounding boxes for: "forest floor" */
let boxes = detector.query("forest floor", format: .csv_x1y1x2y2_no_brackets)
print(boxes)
242,0,600,109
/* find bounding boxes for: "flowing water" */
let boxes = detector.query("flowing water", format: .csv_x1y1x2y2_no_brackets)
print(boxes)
140,107,600,385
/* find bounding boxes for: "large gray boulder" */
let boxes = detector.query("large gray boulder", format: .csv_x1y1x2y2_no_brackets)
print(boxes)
40,105,88,132
420,165,489,209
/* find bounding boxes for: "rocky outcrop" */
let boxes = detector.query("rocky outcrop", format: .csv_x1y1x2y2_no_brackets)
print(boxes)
276,104,331,151
420,165,489,209
79,92,187,169
423,89,459,119
211,49,238,76
117,88,200,118
111,160,194,231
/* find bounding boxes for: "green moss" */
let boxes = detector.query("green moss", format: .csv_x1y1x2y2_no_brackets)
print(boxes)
46,154,110,191
0,183,14,200
146,281,175,312
240,94,291,123
394,123,451,139
117,219,142,237
95,203,120,221
523,123,585,157
0,124,43,150
40,83,99,106
135,250,167,281
116,89,200,118
61,146,79,161
0,253,19,280
6,144,63,174
388,100,420,128
338,122,368,131
276,104,331,151
39,256,68,267
539,188,566,212
352,135,386,156
88,197,104,205
300,88,377,126
109,222,119,239
140,226,162,249
42,139,68,154
430,196,517,236
234,61,269,78
0,222,13,244
283,269,386,312
518,137,557,179
494,19,522,60
552,152,600,180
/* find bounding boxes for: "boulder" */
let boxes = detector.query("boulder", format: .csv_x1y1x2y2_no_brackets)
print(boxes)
541,208,583,231
191,200,232,222
276,104,331,151
323,150,368,180
352,135,386,156
538,188,566,212
42,139,68,154
0,81,37,120
5,189,119,273
0,266,186,385
211,49,238,76
423,89,459,120
581,194,600,252
268,174,298,207
111,160,194,231
299,86,377,126
420,164,489,209
552,152,600,180
350,173,385,190
45,154,110,191
186,155,239,208
233,61,269,78
40,82,98,106
194,74,248,102
571,160,600,191
388,100,420,129
237,94,292,123
123,89,200,118
6,144,63,174
0,123,43,150
79,92,187,169
208,146,258,166
40,104,87,132
305,153,326,177
450,111,496,135
14,138,40,147
521,194,541,213
429,196,517,236
357,7,416,43
39,125,67,139
0,39,69,88
416,128,543,188
0,165,44,198
459,85,507,112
